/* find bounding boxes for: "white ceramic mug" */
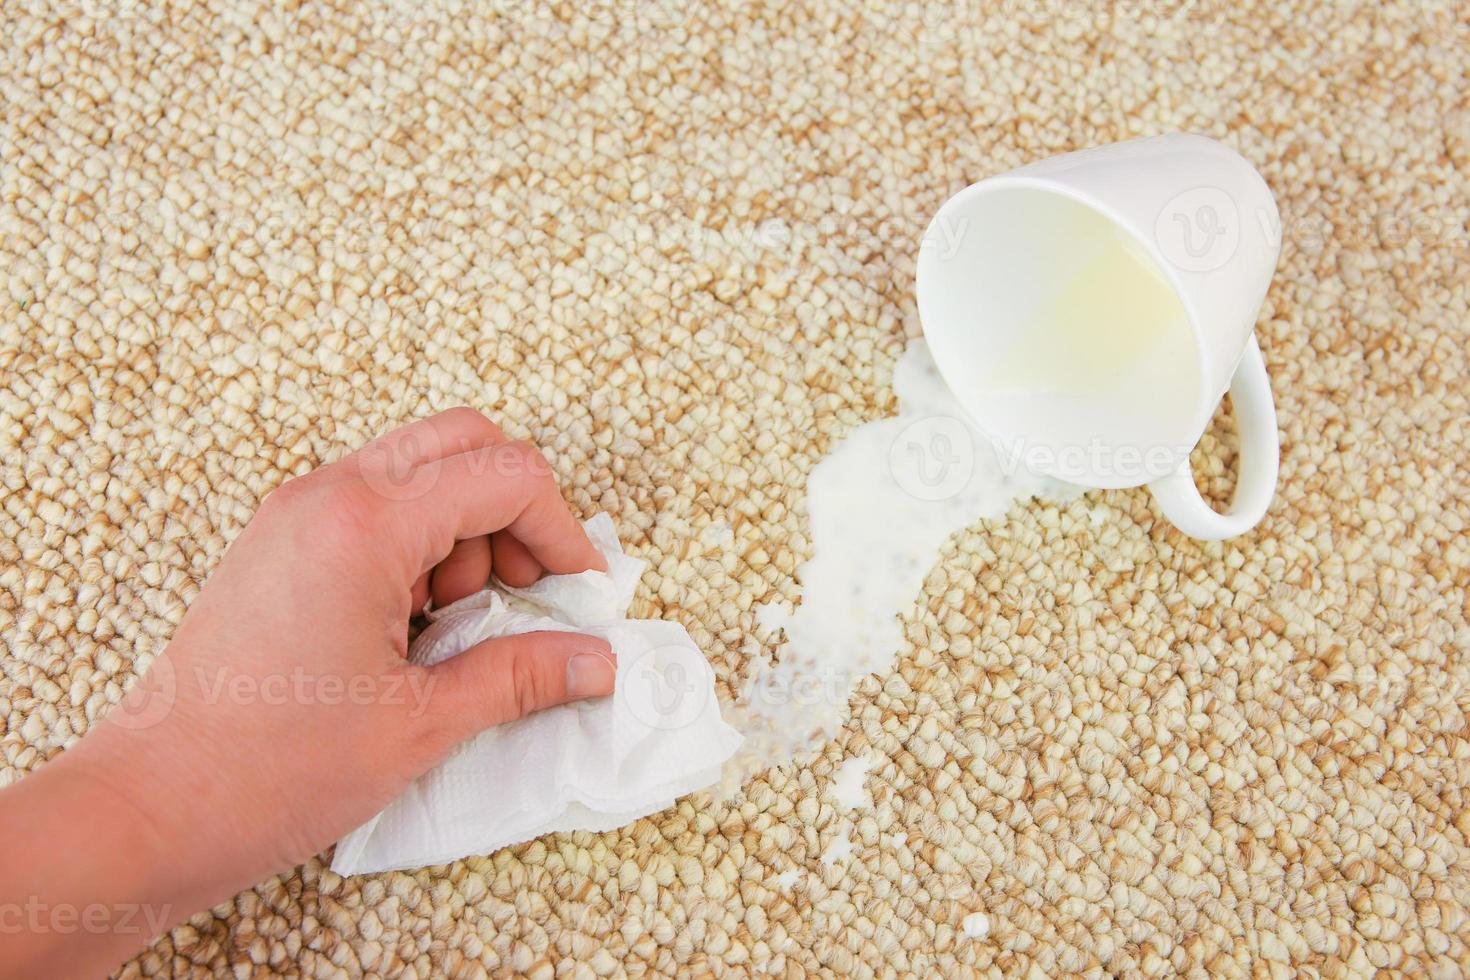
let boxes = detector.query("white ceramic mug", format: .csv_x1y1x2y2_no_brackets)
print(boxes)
915,134,1281,540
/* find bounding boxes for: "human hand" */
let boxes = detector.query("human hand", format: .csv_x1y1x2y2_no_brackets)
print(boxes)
0,409,616,977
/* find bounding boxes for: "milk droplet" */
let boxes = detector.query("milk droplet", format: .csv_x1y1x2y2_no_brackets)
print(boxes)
830,755,871,811
820,825,853,866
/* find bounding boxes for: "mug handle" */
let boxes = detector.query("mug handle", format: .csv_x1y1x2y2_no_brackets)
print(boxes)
1147,335,1279,541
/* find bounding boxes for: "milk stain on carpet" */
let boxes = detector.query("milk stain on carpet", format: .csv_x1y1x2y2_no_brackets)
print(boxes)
732,341,1076,772
828,755,871,811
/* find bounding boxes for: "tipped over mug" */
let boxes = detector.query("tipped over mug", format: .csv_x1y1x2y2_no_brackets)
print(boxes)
916,134,1282,541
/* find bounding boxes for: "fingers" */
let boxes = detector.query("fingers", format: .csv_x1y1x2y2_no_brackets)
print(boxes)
354,406,506,473
491,533,542,588
430,631,616,735
431,536,492,608
410,571,431,617
349,410,604,596
405,441,607,576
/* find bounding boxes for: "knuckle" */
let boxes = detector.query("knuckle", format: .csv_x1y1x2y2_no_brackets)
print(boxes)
259,474,341,532
261,472,314,512
439,405,504,442
329,477,381,512
507,644,550,719
312,480,386,541
407,715,460,769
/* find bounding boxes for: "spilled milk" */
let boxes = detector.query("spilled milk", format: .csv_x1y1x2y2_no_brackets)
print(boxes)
728,340,1079,776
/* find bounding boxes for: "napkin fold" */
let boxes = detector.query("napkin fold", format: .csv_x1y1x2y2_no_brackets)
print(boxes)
331,514,742,876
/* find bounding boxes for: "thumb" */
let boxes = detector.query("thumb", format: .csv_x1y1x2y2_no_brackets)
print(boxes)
430,631,617,733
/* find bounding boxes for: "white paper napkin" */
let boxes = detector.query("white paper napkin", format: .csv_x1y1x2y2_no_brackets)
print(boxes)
331,514,742,876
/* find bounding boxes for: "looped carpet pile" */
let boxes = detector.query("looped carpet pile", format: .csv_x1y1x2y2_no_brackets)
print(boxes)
2,0,1468,975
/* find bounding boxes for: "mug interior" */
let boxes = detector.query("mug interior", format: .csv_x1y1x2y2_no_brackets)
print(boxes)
918,183,1207,488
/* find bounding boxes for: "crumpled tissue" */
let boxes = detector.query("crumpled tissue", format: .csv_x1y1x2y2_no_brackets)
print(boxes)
332,514,743,875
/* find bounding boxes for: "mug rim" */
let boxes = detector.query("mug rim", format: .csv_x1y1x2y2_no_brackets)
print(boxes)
915,175,1215,490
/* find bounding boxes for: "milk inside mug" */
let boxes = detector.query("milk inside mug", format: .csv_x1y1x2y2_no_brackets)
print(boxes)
916,134,1282,540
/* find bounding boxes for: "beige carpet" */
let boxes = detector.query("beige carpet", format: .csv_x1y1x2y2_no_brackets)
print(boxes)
3,0,1469,975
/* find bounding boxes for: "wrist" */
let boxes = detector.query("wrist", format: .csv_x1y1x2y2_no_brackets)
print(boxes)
62,708,270,918
0,740,181,977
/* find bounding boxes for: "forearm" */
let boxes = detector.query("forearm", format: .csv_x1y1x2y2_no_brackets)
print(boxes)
0,731,222,979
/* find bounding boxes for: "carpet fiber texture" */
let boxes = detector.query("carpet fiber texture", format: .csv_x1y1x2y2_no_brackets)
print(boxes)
3,0,1469,976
